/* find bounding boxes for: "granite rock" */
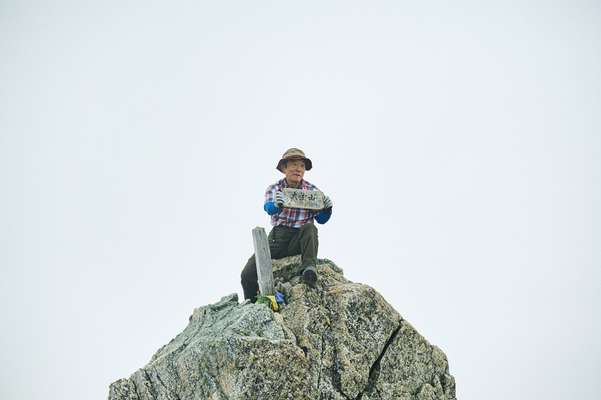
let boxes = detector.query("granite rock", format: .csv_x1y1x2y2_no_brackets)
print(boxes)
108,256,456,400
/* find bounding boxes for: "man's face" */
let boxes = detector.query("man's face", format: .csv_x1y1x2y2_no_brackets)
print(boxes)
283,159,306,186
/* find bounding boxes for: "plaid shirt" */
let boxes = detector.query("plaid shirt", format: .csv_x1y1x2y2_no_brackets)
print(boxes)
265,179,320,228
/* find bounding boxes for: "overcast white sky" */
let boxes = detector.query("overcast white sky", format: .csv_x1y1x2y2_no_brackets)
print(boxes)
1,1,600,399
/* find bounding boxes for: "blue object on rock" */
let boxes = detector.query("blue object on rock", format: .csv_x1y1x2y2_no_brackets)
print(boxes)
275,291,285,305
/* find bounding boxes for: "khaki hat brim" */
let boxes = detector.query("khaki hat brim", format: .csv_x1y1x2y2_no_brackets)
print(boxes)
276,156,312,172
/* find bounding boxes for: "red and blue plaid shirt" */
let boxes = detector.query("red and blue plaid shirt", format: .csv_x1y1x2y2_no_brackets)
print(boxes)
265,179,320,228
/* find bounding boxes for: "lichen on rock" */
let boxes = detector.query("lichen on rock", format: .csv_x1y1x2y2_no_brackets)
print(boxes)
108,256,457,400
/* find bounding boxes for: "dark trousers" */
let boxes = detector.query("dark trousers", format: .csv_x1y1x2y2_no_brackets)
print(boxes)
241,223,319,301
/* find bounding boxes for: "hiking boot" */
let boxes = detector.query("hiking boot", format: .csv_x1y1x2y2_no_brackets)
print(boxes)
302,266,317,287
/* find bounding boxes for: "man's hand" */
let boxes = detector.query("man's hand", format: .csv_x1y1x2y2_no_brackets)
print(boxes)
275,191,286,208
323,195,333,210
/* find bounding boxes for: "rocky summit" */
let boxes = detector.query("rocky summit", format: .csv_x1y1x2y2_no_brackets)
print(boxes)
108,256,456,400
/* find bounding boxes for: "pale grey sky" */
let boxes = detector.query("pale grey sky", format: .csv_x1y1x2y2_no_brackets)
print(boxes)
1,1,600,399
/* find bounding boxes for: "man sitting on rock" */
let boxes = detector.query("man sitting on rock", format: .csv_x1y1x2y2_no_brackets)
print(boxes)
241,148,333,302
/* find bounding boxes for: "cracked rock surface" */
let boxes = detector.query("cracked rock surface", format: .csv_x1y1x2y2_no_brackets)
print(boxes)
108,256,456,400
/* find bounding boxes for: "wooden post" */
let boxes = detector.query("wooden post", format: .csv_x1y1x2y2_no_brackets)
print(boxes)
252,227,274,295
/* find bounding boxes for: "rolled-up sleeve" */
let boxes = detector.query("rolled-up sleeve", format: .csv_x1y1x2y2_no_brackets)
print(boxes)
264,184,277,203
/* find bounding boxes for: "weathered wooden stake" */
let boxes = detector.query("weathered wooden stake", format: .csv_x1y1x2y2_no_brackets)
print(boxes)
252,227,274,295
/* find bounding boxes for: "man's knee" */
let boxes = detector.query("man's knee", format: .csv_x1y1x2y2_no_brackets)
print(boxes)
301,222,317,232
300,223,318,237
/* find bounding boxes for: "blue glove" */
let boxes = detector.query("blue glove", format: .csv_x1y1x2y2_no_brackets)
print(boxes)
264,201,281,216
315,208,332,224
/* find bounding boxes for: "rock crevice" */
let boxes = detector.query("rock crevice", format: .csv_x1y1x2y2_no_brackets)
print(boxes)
356,322,403,400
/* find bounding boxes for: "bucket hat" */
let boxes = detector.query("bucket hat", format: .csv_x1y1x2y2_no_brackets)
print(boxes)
276,148,313,172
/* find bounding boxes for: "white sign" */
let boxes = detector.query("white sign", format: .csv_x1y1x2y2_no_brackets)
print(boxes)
282,188,325,210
